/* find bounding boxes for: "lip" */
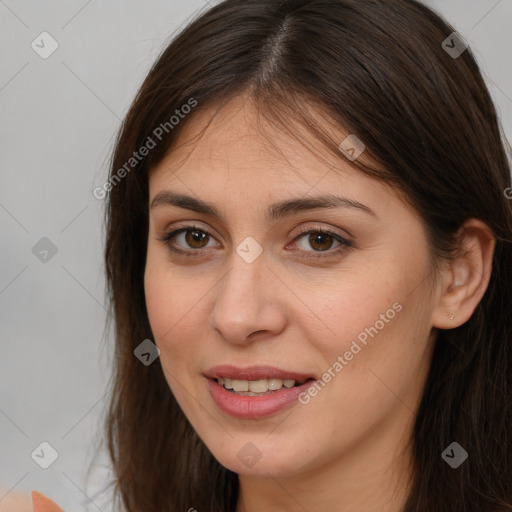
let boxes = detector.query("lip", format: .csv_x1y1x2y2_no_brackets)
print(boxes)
204,365,317,419
206,377,316,419
204,364,315,382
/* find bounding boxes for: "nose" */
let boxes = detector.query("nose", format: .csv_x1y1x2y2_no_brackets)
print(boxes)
209,250,287,345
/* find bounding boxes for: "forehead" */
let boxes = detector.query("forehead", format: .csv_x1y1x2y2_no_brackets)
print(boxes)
148,94,398,210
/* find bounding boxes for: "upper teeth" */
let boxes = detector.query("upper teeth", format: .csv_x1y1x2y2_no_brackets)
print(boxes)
217,377,303,392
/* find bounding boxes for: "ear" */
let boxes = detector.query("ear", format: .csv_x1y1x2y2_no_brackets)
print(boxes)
432,218,496,329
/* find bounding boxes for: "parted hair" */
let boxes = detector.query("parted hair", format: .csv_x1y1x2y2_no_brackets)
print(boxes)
101,1,512,510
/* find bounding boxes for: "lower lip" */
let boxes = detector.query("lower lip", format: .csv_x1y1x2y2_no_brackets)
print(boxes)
206,377,315,419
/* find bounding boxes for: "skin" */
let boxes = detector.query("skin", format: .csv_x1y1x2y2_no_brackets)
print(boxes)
0,488,32,512
144,94,496,512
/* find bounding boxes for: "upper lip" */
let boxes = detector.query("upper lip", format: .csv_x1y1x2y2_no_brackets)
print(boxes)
204,364,315,382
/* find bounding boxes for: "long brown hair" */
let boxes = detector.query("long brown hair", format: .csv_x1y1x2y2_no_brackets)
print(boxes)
100,0,512,510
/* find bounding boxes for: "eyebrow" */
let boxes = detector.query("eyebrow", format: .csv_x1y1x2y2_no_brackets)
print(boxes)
150,191,377,220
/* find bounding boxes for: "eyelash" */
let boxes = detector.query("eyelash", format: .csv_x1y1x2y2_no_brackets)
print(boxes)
158,224,352,261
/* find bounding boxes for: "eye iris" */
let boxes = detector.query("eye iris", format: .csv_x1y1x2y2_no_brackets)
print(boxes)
309,232,333,251
185,230,208,248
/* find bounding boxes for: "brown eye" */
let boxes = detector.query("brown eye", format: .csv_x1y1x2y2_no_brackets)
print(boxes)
290,227,352,261
185,229,209,249
307,232,336,251
294,229,343,253
160,225,219,255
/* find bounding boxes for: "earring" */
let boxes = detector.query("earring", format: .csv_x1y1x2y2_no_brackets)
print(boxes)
446,312,455,320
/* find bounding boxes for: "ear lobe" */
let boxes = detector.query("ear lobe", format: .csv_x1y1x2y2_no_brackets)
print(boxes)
432,219,496,330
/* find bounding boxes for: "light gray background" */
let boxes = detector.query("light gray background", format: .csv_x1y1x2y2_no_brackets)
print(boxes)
1,1,511,510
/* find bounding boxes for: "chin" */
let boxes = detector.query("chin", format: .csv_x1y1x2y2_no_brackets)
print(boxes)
208,439,312,478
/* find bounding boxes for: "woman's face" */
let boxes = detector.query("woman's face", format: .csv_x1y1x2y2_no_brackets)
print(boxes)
144,95,440,479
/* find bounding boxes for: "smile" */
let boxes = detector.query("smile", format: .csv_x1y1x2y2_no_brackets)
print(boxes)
204,365,316,419
216,376,308,394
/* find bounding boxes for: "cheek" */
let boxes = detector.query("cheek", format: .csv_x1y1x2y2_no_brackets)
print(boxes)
144,264,203,409
323,293,434,424
144,255,184,347
303,266,404,360
144,257,213,367
303,256,433,400
144,264,173,339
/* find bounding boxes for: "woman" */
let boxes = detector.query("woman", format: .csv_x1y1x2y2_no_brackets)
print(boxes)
35,0,512,510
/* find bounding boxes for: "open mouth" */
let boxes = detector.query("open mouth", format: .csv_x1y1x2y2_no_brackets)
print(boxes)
214,377,315,396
